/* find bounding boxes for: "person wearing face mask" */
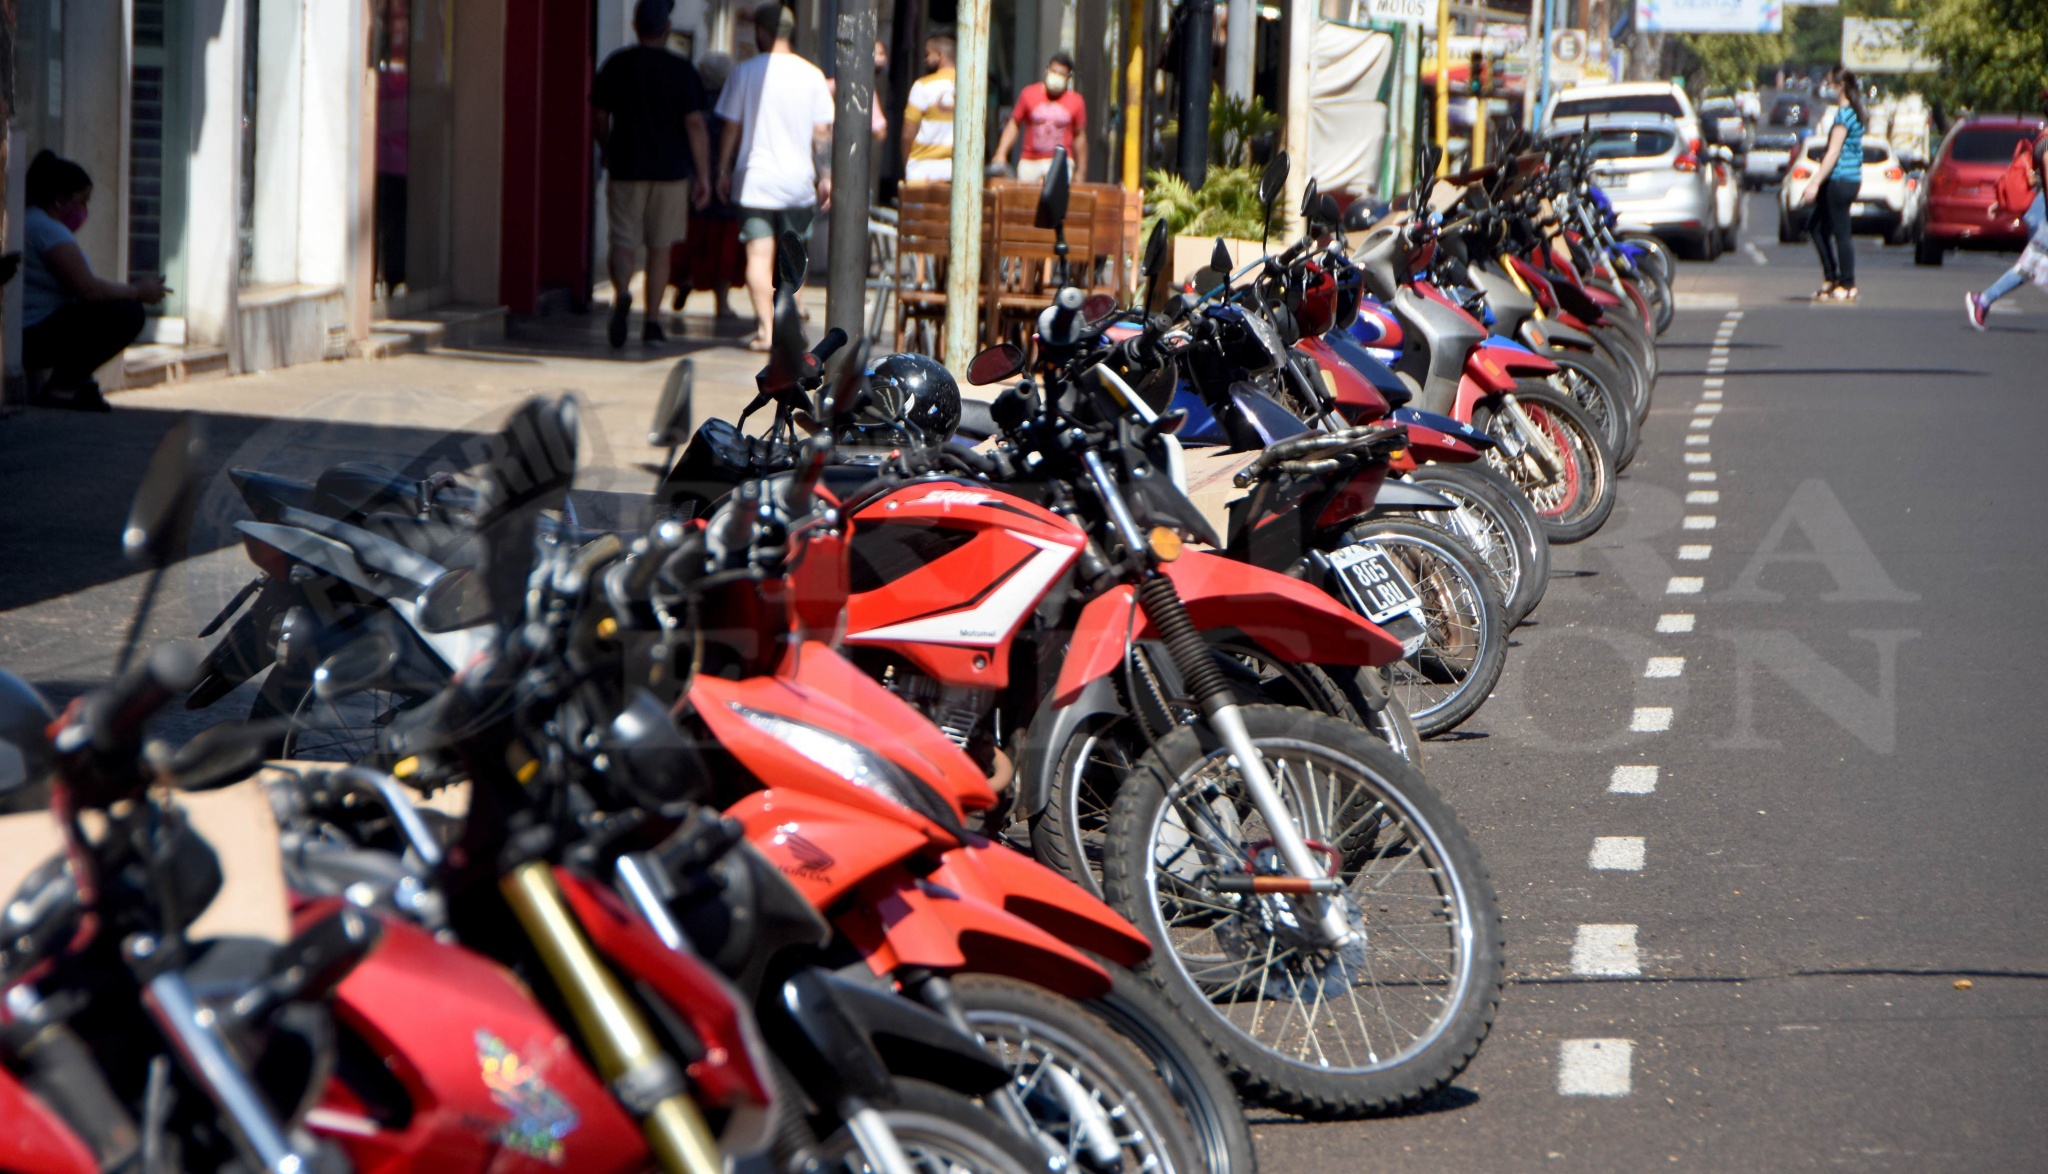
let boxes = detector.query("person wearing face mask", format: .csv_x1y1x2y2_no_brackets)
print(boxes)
1796,66,1867,303
902,34,959,183
992,51,1086,184
19,151,165,411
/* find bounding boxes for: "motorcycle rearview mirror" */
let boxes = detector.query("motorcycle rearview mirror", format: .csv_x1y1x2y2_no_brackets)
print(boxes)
1419,144,1443,183
764,287,810,391
161,719,282,793
1034,147,1071,230
966,343,1026,387
125,415,206,570
1259,151,1289,210
313,633,399,702
648,358,696,449
1081,292,1117,325
417,567,495,633
1209,237,1233,277
116,415,208,674
1300,177,1319,218
817,335,868,421
1315,192,1340,228
774,229,808,293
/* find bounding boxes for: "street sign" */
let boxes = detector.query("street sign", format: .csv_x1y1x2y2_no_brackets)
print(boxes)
1549,29,1586,84
1842,17,1932,74
1365,0,1433,26
1635,0,1782,34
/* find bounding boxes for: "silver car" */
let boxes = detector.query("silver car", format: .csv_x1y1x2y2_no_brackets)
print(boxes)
1547,114,1720,260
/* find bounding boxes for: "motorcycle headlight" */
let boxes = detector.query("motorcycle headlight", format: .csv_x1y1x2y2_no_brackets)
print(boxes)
730,705,965,837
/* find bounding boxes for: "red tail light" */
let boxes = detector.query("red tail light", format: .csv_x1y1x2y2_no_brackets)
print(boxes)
1884,167,1903,181
1674,151,1700,173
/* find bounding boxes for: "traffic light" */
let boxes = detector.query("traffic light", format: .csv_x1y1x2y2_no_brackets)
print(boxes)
1469,50,1484,97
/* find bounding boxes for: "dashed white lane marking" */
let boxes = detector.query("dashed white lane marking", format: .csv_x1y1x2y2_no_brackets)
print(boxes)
1610,765,1660,793
1701,389,1723,400
1743,241,1770,265
1631,707,1674,732
1710,347,1730,359
1727,309,1744,318
1677,544,1712,560
1666,576,1703,595
1685,452,1712,464
1644,656,1685,678
1706,361,1728,373
1590,836,1648,870
1703,377,1724,387
1685,434,1711,446
1682,515,1717,530
1690,418,1714,431
1559,1039,1636,1097
1686,490,1720,504
1689,470,1717,482
1656,613,1696,633
1573,925,1643,976
1695,402,1722,413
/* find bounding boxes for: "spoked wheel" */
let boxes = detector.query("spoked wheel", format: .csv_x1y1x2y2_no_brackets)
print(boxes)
1212,635,1421,770
1401,465,1548,628
950,977,1204,1174
1549,355,1639,471
1346,520,1505,737
1036,718,1138,898
813,1079,1045,1174
1477,384,1615,545
271,676,423,764
1103,705,1503,1119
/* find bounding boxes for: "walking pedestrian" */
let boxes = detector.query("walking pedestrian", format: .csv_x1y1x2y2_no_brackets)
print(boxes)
19,151,164,411
715,2,834,352
992,51,1086,184
1966,90,2048,329
901,34,957,183
1797,65,1867,303
594,0,712,349
671,52,745,323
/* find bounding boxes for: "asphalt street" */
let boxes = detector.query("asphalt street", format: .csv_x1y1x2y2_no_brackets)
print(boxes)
1,196,2044,1169
1252,204,2048,1169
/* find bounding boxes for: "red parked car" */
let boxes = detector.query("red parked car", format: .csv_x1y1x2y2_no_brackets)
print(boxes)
1913,114,2047,265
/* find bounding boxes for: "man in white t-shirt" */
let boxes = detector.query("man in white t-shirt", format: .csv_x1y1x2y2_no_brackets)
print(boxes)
715,2,834,351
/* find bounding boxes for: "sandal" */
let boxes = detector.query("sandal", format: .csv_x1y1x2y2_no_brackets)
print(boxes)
745,336,774,352
1812,282,1837,302
1835,286,1858,302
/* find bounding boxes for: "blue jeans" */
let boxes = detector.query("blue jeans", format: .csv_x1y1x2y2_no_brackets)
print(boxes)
1983,193,2047,305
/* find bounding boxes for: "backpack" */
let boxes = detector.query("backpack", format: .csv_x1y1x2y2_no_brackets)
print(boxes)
1994,133,2041,216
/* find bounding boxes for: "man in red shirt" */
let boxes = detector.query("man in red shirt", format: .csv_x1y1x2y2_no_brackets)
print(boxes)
993,51,1086,183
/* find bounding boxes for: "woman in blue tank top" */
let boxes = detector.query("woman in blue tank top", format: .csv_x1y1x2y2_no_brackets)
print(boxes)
1797,66,1868,302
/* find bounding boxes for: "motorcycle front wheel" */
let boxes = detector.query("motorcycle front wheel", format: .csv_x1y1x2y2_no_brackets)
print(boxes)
1102,705,1503,1120
951,976,1207,1174
1476,384,1616,545
1401,464,1550,628
1343,519,1507,737
813,1079,1047,1174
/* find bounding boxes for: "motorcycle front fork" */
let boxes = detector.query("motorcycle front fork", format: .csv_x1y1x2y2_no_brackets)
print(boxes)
1136,577,1361,949
1501,393,1567,483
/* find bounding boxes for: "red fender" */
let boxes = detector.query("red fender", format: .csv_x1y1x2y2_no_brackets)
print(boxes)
728,789,931,911
1391,423,1483,470
1295,336,1389,417
838,876,1114,1000
555,870,771,1109
1049,551,1407,706
929,836,1151,969
1468,343,1558,392
0,1068,97,1174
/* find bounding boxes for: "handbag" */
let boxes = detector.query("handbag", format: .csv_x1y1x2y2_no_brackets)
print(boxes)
1994,136,2039,216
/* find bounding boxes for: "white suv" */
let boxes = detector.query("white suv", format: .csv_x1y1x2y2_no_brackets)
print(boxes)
1545,82,1703,148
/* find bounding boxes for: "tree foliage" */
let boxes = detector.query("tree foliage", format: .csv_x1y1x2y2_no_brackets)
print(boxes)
1674,32,1794,92
1905,0,2048,113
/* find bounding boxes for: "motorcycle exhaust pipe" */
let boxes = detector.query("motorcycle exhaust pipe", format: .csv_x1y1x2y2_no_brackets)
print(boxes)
500,862,723,1174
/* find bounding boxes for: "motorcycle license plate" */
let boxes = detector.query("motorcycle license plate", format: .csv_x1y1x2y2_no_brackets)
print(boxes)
1326,542,1425,627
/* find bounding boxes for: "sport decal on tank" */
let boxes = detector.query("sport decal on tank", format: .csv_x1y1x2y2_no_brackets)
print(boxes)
475,1029,581,1164
847,533,1079,646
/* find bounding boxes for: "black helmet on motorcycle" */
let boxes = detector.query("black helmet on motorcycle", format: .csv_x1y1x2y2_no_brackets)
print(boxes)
842,352,962,446
0,670,56,811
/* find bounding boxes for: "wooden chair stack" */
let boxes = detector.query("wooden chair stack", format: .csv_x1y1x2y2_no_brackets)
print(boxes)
892,183,954,356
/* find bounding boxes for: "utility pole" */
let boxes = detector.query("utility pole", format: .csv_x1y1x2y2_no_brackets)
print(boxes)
1177,0,1214,188
1224,0,1254,99
1122,0,1146,190
1434,0,1452,174
941,0,993,372
827,3,876,343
